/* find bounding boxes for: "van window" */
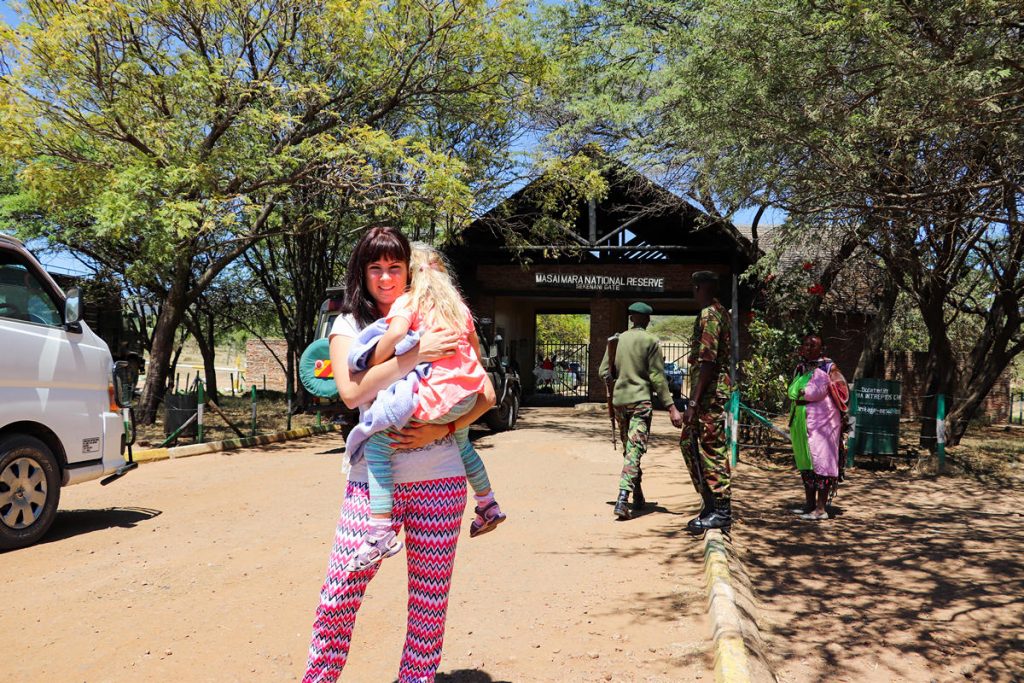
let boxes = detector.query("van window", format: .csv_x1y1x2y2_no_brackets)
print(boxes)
0,252,63,327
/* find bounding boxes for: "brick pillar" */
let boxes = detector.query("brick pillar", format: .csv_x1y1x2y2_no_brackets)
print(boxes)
588,298,628,402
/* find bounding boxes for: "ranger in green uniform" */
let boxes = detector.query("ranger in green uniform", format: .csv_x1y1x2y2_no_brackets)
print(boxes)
681,271,733,532
599,302,683,520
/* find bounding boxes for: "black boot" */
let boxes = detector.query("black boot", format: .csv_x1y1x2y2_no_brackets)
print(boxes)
614,490,631,520
631,475,646,511
689,499,732,532
686,485,716,532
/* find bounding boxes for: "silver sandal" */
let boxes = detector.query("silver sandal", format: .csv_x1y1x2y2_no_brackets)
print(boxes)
344,529,403,571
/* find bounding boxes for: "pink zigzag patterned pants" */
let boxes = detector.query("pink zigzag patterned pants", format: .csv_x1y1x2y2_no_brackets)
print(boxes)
304,477,467,683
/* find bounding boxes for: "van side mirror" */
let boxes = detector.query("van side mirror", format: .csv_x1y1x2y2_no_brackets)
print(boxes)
64,287,83,326
112,361,135,408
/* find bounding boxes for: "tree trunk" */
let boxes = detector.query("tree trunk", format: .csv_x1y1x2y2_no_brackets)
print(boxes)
187,308,219,403
286,335,310,411
917,301,959,448
167,342,185,392
946,354,1011,444
854,274,899,379
286,343,296,415
137,281,190,424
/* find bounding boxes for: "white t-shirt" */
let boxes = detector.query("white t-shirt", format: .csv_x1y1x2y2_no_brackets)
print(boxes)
329,313,465,484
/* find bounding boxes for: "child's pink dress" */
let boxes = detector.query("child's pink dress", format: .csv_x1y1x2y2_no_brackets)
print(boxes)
386,293,487,421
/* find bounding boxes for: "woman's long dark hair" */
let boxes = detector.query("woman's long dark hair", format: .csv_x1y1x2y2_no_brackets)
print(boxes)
342,226,412,329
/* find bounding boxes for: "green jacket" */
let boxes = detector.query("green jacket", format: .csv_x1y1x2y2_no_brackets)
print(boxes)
598,326,672,408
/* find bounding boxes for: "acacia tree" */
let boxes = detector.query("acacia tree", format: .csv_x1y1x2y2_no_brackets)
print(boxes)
0,0,542,422
241,193,353,412
546,0,1024,443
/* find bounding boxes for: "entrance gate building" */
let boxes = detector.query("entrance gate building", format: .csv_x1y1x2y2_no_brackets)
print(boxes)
445,159,757,403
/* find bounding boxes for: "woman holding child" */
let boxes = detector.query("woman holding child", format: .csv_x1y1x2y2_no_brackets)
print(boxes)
303,226,501,682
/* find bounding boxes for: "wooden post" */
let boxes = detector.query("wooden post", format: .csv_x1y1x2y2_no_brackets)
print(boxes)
251,384,258,437
728,390,740,466
588,198,597,244
936,393,946,471
846,389,858,468
196,380,205,444
158,412,198,448
287,385,293,431
230,373,235,397
206,400,246,439
730,272,740,387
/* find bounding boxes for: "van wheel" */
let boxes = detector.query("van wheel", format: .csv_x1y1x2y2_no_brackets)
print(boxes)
0,436,61,550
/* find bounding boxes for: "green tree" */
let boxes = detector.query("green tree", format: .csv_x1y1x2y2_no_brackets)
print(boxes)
546,0,1024,443
536,313,589,345
648,315,694,342
0,0,542,422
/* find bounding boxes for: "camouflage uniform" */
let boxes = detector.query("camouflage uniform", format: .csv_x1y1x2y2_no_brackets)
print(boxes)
599,327,672,494
680,300,732,502
615,401,653,491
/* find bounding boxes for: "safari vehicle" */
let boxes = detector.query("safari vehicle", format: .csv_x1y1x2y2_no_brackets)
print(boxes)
663,361,686,398
310,289,520,432
0,235,136,550
475,318,521,432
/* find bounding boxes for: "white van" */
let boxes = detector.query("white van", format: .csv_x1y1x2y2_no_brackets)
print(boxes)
0,235,135,550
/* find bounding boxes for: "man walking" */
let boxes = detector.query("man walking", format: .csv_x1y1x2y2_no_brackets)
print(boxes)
599,302,683,520
681,271,733,532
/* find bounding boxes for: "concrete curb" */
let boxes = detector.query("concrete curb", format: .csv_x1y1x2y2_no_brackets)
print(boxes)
132,425,338,463
703,528,754,683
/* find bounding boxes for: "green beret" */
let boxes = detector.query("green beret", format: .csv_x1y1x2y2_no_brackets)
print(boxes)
628,301,653,315
691,270,718,284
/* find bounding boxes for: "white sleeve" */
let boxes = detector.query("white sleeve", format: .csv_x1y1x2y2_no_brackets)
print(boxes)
329,313,359,339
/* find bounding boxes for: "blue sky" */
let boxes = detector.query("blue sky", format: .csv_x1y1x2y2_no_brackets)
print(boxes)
1,2,19,26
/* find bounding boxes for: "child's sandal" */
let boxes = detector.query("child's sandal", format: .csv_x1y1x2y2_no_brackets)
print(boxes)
470,501,507,538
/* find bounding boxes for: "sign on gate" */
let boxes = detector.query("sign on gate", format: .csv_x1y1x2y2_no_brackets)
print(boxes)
534,272,666,293
852,378,901,456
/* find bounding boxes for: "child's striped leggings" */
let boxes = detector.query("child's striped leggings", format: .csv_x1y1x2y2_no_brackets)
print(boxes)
303,477,466,683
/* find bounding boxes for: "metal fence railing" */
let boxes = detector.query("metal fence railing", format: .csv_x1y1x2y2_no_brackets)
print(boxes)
659,342,689,366
533,342,589,397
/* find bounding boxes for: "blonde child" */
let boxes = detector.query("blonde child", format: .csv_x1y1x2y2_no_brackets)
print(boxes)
347,243,505,571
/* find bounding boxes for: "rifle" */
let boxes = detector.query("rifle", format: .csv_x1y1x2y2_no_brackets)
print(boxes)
605,335,619,451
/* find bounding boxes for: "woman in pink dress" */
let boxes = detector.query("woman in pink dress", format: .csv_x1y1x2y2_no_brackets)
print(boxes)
788,335,849,520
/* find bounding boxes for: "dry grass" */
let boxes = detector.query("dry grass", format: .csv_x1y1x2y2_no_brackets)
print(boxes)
949,426,1024,484
133,391,329,448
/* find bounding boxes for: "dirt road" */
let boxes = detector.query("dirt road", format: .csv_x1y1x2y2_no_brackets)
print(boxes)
1,408,712,682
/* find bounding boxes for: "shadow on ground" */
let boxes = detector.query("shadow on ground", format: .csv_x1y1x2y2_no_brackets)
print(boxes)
733,461,1024,682
428,670,513,683
41,507,162,545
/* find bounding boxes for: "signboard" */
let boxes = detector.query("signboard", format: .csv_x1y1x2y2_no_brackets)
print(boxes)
853,378,901,456
534,272,665,293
